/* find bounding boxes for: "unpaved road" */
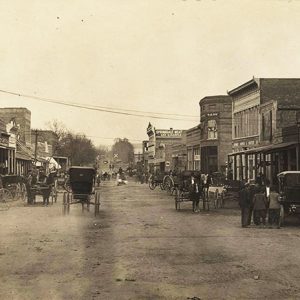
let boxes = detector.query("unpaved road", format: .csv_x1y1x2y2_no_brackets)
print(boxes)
1,180,300,300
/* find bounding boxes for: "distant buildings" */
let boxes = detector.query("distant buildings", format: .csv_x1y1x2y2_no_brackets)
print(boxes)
146,123,186,173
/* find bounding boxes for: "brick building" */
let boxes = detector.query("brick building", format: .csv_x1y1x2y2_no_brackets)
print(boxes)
228,78,300,184
186,125,201,170
199,96,232,174
146,123,185,173
171,131,187,172
0,108,34,175
0,108,31,147
0,118,13,175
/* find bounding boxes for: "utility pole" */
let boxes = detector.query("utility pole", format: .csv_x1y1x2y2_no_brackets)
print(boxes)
34,129,38,165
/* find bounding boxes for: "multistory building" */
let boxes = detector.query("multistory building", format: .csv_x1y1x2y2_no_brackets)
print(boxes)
199,95,232,174
228,78,300,183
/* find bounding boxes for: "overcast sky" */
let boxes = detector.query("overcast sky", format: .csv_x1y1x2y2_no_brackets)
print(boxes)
0,0,300,146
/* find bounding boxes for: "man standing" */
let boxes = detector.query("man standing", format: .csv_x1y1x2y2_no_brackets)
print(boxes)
253,187,268,227
239,183,250,227
268,186,281,228
190,174,201,213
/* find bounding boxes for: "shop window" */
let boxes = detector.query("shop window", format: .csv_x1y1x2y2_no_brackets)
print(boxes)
207,119,218,140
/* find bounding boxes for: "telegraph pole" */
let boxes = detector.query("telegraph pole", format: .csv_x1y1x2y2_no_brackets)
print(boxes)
34,129,38,165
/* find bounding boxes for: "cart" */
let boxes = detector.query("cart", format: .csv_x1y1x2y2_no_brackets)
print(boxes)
174,171,207,211
277,171,300,227
63,166,100,216
30,183,54,204
148,172,167,190
163,174,180,195
1,175,27,201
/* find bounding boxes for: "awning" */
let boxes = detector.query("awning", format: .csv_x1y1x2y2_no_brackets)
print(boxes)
45,157,61,169
228,141,297,156
16,151,32,161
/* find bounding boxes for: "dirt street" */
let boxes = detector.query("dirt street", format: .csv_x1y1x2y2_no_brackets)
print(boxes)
1,180,300,300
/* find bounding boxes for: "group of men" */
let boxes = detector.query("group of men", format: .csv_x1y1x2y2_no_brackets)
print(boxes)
239,181,281,228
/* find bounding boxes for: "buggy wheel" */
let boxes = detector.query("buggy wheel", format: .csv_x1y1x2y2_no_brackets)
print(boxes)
3,189,13,202
160,182,166,190
148,176,156,190
95,192,100,216
87,196,90,212
52,186,57,203
67,193,70,214
175,188,180,210
279,205,285,228
0,190,9,210
62,192,67,215
64,179,72,193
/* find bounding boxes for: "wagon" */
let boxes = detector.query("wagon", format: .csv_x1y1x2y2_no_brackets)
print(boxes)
163,174,180,195
1,175,27,201
174,171,208,211
277,171,300,226
63,166,100,216
148,172,167,190
29,171,58,205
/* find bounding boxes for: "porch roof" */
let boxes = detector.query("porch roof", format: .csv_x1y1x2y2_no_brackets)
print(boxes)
228,141,297,156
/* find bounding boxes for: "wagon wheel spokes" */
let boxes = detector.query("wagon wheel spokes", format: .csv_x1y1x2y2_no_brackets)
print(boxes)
148,175,156,190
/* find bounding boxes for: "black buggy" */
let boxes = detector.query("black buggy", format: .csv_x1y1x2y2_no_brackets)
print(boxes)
277,171,300,226
63,167,100,216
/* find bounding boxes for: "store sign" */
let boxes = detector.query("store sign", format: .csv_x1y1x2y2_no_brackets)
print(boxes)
0,135,9,147
165,161,170,167
194,154,200,161
156,129,182,137
207,112,218,117
9,134,16,148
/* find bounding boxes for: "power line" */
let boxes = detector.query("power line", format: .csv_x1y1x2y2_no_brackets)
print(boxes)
22,130,145,142
0,89,199,121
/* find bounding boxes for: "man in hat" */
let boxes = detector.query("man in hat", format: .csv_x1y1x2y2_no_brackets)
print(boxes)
253,187,268,226
189,173,201,213
238,182,251,227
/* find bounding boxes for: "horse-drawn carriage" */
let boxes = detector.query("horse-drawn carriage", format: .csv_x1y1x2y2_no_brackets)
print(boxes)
163,173,179,195
63,166,100,216
148,172,168,190
174,171,209,211
277,171,300,226
1,175,27,201
29,172,58,205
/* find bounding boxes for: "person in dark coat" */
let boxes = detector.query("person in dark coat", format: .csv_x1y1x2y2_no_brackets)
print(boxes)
25,170,33,204
189,174,201,213
39,170,51,206
247,182,260,226
268,186,281,228
239,183,251,227
253,187,268,226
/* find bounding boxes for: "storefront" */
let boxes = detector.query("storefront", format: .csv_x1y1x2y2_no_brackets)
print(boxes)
228,142,298,184
0,133,15,175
